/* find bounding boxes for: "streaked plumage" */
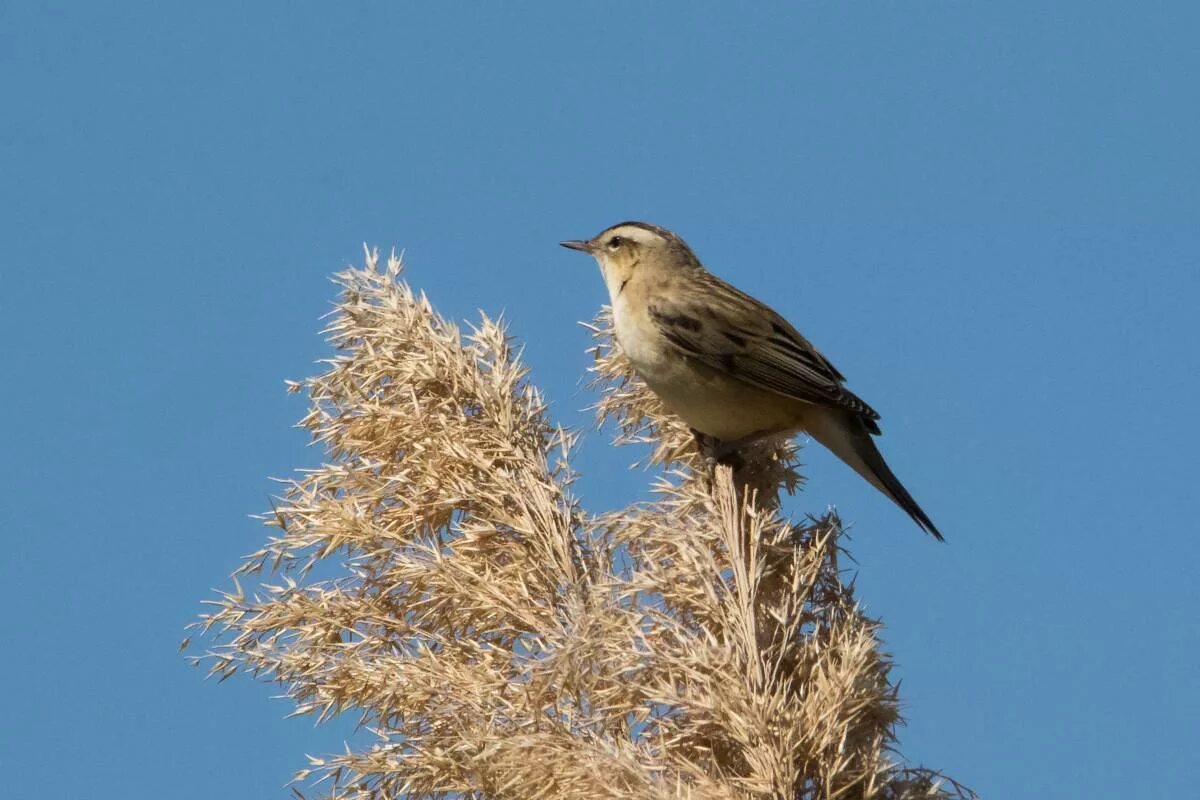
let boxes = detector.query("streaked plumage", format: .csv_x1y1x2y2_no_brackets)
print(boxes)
561,221,943,540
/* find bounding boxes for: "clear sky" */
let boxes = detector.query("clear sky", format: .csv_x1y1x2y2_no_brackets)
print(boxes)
3,3,1197,797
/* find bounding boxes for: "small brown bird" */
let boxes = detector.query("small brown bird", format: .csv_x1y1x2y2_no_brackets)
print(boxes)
561,221,942,539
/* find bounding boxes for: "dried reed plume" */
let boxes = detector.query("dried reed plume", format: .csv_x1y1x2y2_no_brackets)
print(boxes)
192,248,973,799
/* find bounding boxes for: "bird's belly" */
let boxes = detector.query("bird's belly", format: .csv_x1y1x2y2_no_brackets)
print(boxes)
613,298,805,441
625,345,802,441
651,366,802,440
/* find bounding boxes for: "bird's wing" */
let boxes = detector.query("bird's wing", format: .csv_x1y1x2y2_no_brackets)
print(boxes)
647,274,882,432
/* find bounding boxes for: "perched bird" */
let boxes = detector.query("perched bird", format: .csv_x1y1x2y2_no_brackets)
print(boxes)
561,221,942,540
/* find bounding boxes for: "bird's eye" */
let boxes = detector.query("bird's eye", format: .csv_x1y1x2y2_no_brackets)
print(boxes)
607,236,623,250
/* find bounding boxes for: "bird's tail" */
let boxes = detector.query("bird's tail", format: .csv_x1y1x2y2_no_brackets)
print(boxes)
805,410,944,541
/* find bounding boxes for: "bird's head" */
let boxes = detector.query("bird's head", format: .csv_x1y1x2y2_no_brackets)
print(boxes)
560,221,701,300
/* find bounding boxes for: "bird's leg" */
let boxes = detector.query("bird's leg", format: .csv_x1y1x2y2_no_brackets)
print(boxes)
691,429,746,472
691,428,718,466
712,440,746,472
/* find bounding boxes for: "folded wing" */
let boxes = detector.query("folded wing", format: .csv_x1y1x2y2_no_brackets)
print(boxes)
648,275,882,434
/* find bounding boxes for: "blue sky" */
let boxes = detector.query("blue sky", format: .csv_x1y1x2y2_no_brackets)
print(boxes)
2,3,1197,797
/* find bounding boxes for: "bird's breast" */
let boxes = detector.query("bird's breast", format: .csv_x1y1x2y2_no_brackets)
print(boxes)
612,297,805,441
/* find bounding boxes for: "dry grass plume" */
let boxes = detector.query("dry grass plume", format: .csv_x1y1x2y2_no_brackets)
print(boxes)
191,248,973,800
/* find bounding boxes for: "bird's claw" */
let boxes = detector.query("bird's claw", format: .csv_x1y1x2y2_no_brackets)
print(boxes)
691,428,745,472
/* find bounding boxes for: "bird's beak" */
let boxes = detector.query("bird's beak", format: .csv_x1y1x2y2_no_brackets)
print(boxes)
559,239,592,253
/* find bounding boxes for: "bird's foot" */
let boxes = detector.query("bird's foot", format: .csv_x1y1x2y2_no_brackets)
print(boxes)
691,429,746,472
691,428,718,471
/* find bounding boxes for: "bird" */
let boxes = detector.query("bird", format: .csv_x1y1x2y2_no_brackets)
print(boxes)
561,221,942,540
